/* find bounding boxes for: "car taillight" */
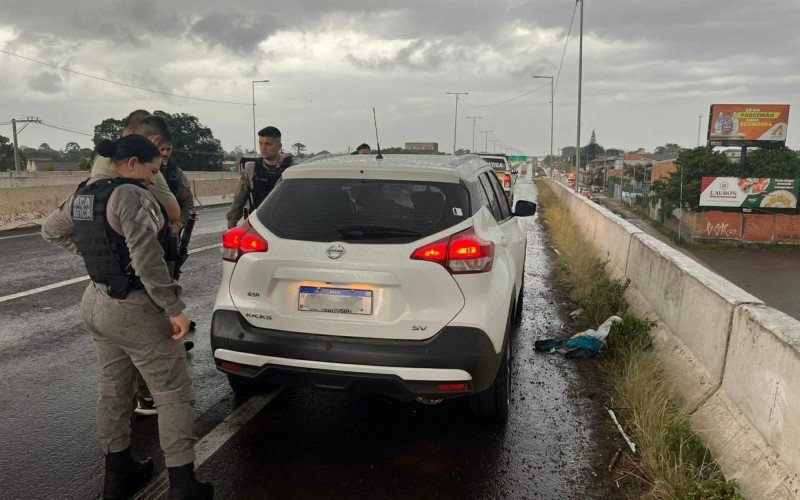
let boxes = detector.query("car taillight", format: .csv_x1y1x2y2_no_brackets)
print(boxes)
504,173,511,188
411,227,494,274
222,220,268,262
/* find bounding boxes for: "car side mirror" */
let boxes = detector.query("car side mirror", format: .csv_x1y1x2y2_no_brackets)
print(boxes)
514,200,537,217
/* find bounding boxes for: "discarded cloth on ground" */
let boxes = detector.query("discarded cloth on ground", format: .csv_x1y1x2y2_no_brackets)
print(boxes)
534,315,622,358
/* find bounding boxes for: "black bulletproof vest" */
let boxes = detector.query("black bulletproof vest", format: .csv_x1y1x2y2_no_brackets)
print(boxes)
250,158,292,210
160,164,181,195
72,178,172,299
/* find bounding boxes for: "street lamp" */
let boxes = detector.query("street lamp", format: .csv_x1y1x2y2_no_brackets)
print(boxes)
465,115,483,153
445,92,469,154
252,79,269,153
531,75,554,178
480,130,493,152
575,0,584,193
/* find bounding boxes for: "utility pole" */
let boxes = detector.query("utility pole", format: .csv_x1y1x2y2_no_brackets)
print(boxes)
445,92,469,154
465,116,483,153
251,79,269,153
697,114,702,147
10,116,42,172
532,75,554,178
574,0,584,193
490,139,500,153
481,130,493,152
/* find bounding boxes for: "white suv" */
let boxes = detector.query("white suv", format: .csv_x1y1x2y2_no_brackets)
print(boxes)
210,154,536,421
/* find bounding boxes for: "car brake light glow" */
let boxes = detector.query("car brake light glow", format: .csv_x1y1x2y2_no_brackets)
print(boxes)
437,383,466,391
504,173,511,188
222,220,268,262
220,361,241,372
410,227,494,274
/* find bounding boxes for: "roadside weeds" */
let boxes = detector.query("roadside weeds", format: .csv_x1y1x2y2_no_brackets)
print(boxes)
536,181,742,499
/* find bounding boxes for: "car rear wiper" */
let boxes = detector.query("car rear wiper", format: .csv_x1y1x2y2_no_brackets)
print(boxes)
336,225,422,239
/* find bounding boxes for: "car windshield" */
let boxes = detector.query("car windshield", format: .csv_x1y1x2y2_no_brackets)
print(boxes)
257,178,471,243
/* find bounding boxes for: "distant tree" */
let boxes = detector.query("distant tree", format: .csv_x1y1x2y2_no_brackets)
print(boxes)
606,148,624,157
39,143,52,151
589,130,597,145
0,135,15,170
292,143,307,156
63,142,84,161
92,118,124,145
651,147,736,214
745,146,800,178
77,157,92,171
153,110,224,171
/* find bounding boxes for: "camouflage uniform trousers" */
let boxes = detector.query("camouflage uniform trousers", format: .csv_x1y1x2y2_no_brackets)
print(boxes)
80,283,196,467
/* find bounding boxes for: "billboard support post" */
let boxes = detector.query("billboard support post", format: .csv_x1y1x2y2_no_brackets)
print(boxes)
739,146,747,178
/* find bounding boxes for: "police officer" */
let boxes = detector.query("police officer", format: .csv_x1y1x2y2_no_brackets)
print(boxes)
226,126,294,228
41,135,213,500
158,135,194,233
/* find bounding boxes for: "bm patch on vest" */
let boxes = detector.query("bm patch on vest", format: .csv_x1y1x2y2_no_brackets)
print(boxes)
73,195,95,220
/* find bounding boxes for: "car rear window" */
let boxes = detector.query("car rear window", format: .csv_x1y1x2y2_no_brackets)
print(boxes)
482,158,507,172
257,178,471,243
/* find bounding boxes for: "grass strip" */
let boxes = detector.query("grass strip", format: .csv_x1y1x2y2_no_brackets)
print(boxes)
536,181,742,499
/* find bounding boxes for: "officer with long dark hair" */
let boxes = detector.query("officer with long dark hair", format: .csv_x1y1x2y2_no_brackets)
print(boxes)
42,135,213,500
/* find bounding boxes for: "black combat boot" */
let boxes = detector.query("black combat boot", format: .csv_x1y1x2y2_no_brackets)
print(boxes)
103,448,154,499
168,463,214,499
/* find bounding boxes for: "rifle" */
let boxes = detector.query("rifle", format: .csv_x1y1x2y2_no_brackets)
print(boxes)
172,209,198,280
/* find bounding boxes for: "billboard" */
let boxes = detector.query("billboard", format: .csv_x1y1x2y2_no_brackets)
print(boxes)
707,104,789,146
700,177,798,209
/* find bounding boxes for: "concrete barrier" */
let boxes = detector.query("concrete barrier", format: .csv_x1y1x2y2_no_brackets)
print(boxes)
544,179,800,498
0,173,240,231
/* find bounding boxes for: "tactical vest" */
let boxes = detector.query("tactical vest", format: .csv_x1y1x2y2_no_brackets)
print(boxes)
72,178,173,299
249,157,292,211
160,164,181,195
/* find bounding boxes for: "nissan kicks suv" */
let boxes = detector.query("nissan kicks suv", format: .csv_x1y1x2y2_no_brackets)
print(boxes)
211,154,536,421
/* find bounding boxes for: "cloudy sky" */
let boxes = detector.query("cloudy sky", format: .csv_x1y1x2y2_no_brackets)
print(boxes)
1,0,799,157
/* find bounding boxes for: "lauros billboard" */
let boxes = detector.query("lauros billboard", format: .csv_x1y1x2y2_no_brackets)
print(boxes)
707,104,790,147
700,177,798,209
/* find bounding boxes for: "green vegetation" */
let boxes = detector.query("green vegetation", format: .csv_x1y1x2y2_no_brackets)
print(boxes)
537,181,742,499
650,146,800,218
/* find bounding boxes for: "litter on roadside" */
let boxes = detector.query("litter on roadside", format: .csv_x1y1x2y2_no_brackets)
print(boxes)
534,315,622,358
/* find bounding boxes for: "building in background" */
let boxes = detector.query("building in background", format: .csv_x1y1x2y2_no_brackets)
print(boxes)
404,142,439,154
27,158,80,172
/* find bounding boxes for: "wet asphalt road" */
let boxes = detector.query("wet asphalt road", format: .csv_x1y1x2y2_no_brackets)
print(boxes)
0,181,616,499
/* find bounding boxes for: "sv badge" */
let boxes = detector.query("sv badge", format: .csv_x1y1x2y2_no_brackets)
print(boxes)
411,325,428,331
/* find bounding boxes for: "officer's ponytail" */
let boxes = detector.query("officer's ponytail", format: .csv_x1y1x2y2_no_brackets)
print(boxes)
96,135,160,165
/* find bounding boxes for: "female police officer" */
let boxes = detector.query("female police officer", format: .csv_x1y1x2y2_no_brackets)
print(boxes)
42,135,212,500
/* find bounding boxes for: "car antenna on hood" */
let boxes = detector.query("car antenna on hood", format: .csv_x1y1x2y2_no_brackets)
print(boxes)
372,107,383,160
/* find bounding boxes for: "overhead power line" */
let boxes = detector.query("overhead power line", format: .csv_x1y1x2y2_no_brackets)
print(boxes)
554,2,578,97
39,121,92,137
460,82,551,108
0,48,250,106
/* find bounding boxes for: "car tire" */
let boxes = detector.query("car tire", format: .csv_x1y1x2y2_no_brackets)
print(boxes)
227,373,270,397
470,313,512,423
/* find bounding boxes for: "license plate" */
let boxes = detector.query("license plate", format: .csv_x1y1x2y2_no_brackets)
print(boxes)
298,286,373,315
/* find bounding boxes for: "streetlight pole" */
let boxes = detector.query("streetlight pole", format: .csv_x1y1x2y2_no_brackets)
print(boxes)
491,139,500,153
466,116,483,153
481,130,493,152
11,119,20,172
574,0,584,193
252,79,269,153
532,75,554,177
697,114,702,147
445,92,468,154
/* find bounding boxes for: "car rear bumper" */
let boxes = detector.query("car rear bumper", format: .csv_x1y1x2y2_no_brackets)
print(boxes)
210,309,502,400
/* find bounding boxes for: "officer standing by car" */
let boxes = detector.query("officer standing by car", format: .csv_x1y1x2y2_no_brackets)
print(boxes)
158,134,195,233
226,126,294,228
41,135,213,500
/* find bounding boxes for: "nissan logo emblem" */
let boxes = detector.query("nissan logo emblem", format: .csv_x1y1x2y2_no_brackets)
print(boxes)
326,244,345,259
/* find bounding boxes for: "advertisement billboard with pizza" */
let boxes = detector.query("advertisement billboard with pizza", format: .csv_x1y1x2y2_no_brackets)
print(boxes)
707,104,789,147
700,177,798,209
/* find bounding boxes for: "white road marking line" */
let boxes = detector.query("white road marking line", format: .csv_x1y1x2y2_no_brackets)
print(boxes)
132,390,281,500
0,232,40,241
0,244,221,304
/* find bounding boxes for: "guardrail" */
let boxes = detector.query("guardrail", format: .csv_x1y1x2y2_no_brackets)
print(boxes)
545,179,800,499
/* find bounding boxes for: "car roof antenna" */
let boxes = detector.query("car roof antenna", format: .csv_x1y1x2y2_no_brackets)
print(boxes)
372,107,383,160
